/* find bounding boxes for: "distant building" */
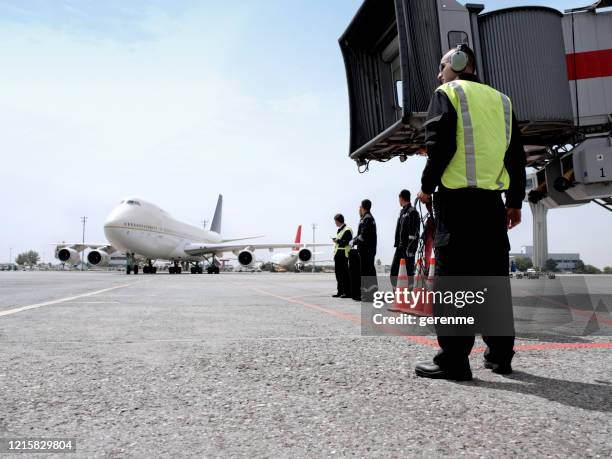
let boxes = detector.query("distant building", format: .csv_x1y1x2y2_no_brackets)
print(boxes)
509,246,580,270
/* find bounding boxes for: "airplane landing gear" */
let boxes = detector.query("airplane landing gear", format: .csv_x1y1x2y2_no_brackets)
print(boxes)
169,261,182,274
126,253,139,275
190,262,203,274
202,255,220,274
143,260,157,274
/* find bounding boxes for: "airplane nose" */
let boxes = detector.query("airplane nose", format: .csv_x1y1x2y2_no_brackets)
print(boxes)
104,205,126,228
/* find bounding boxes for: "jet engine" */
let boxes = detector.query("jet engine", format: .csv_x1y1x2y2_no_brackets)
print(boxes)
237,250,256,267
297,248,312,262
87,250,109,266
57,248,81,265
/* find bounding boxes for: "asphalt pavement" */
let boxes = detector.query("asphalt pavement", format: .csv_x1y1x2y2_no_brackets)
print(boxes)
0,271,610,457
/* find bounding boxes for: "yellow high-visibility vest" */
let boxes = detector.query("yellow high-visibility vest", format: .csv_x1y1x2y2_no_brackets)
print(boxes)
437,79,513,190
334,226,352,257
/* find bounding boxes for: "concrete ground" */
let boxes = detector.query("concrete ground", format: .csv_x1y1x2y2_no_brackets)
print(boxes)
0,271,610,458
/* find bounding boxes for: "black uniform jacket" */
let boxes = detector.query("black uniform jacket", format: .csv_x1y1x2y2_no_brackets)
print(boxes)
394,204,420,256
354,213,377,253
421,74,527,209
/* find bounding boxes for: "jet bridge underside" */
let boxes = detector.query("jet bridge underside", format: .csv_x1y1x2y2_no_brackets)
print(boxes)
339,0,591,167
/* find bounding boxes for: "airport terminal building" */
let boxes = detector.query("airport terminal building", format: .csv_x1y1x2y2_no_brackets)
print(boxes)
510,246,580,270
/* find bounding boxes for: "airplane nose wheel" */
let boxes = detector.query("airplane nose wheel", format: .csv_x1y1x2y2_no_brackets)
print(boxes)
169,261,182,274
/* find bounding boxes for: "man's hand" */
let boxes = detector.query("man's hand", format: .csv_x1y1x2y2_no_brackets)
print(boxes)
506,208,521,229
417,190,431,203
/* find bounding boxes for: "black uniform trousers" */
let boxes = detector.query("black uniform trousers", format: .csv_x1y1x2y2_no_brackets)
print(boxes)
359,248,378,301
432,189,515,372
348,249,361,300
390,248,415,288
334,251,351,296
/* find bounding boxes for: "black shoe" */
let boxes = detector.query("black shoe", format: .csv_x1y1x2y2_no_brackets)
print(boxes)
332,293,342,298
484,359,512,375
415,361,472,381
340,294,351,299
352,297,361,302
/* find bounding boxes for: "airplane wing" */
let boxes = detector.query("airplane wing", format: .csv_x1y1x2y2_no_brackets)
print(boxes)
53,243,118,254
183,242,330,257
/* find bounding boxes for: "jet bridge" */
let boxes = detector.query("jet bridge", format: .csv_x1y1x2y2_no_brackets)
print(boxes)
339,0,612,268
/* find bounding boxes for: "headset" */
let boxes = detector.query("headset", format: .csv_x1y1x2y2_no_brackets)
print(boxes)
449,44,470,73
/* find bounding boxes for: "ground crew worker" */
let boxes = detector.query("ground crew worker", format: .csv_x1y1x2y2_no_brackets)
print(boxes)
390,189,420,287
332,214,352,298
414,44,526,381
348,247,361,301
351,199,378,302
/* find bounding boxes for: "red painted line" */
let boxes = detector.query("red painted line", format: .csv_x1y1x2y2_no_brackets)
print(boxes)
249,286,438,347
249,285,611,352
474,342,612,352
566,49,612,80
514,287,612,326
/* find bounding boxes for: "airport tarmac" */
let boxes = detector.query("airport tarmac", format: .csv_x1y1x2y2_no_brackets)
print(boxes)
0,271,610,457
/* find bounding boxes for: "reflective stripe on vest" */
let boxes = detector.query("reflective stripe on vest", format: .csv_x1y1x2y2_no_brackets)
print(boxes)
334,226,352,257
438,80,512,191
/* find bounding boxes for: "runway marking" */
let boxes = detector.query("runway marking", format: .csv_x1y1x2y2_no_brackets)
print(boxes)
514,287,612,326
0,283,140,317
248,286,439,348
501,342,612,351
63,301,120,304
249,285,612,352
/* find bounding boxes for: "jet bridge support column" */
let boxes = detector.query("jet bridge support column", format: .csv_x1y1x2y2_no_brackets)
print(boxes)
529,202,549,269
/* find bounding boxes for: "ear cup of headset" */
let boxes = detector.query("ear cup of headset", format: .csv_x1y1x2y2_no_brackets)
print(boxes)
450,47,469,73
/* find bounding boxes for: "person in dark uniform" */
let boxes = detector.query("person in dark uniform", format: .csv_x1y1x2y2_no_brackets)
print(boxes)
348,248,361,301
332,214,352,298
351,199,378,302
390,189,420,287
415,45,526,381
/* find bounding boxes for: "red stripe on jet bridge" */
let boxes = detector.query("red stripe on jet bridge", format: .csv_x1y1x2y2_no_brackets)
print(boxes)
566,49,612,80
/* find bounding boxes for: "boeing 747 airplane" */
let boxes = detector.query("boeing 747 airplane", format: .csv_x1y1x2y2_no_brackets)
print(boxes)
55,195,329,274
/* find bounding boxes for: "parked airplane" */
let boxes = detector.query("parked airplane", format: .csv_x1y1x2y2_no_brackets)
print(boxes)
55,195,329,275
270,225,322,272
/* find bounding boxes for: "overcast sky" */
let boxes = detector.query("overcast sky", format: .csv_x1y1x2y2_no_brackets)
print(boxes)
0,0,610,267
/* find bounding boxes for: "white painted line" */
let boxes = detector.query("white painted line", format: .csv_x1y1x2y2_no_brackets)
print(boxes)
63,301,120,304
0,283,139,318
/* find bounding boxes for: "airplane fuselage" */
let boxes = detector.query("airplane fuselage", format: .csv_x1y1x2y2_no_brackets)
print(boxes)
103,198,222,261
270,252,299,268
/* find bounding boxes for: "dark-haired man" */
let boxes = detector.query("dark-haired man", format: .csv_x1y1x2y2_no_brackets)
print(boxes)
390,189,420,287
352,199,378,301
332,214,352,298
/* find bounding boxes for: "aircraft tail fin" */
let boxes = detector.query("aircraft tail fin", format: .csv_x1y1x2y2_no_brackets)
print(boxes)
211,194,223,234
294,225,302,244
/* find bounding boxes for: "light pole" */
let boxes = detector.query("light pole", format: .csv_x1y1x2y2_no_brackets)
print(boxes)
311,223,317,273
81,216,88,271
201,220,208,230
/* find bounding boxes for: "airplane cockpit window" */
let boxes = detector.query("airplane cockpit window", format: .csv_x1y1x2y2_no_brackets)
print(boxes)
127,200,135,205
